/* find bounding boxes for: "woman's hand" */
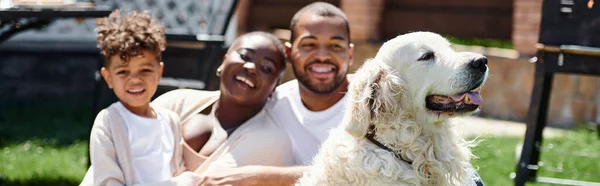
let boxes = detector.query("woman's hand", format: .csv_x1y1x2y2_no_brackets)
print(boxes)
197,166,267,186
197,166,305,186
170,171,203,186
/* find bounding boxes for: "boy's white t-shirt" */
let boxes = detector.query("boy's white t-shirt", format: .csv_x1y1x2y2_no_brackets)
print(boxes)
266,80,348,165
114,102,174,184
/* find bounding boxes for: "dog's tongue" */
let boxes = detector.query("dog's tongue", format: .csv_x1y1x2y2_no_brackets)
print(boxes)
451,92,483,105
466,92,483,105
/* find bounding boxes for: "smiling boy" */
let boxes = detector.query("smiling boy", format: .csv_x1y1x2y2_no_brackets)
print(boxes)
80,10,201,186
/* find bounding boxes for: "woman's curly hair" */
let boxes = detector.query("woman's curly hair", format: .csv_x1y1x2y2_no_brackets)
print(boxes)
96,10,166,65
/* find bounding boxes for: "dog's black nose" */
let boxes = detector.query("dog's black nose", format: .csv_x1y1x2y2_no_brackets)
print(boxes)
469,57,488,73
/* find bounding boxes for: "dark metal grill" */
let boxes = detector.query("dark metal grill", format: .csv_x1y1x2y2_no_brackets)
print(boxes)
538,0,600,47
515,0,600,186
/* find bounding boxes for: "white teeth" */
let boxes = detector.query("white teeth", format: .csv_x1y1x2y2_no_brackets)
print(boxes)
235,76,255,88
128,88,144,93
312,67,333,73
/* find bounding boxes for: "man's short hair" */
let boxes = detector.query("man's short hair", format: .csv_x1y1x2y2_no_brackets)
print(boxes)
289,2,351,43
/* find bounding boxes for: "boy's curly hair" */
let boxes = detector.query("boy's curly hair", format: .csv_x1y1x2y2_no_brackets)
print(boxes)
96,10,166,65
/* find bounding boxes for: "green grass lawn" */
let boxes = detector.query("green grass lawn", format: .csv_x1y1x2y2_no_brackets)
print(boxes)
446,36,514,49
1,102,599,186
471,130,600,186
0,101,93,186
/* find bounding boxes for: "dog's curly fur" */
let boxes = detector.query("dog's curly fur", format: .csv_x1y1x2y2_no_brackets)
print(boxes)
295,32,488,186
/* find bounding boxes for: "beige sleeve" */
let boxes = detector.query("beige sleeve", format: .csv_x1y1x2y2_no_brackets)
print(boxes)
151,89,186,114
169,113,188,176
174,140,187,176
158,107,187,176
151,89,218,123
86,110,127,186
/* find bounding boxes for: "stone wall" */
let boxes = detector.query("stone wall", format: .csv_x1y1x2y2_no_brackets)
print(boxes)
479,56,599,127
0,51,99,109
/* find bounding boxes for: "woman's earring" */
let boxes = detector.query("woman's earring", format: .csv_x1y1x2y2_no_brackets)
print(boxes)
216,68,222,77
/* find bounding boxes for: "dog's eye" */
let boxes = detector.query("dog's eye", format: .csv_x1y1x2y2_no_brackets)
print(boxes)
418,52,435,61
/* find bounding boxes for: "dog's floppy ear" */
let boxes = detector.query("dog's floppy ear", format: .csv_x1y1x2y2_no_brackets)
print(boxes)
343,59,403,138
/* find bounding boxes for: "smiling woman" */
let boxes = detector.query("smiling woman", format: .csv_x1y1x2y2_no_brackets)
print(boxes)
151,31,295,178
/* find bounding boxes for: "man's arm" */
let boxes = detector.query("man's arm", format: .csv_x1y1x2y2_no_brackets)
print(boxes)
198,165,307,186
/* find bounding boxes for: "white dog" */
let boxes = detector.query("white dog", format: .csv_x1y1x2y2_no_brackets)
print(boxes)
295,31,489,186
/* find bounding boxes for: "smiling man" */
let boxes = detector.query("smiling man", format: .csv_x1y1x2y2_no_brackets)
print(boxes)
269,1,353,165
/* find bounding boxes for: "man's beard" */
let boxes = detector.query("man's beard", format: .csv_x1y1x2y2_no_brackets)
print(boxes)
292,62,346,94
